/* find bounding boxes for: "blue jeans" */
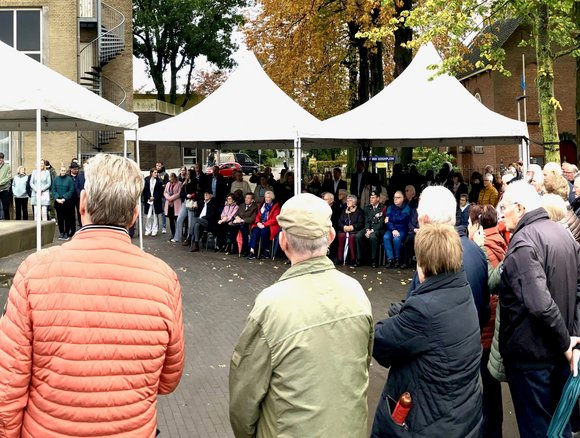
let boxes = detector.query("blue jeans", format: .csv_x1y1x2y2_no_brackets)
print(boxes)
249,227,270,254
506,361,571,438
174,206,189,242
383,230,406,261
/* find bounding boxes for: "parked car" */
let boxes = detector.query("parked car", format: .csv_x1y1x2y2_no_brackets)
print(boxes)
233,153,260,175
208,152,259,175
205,162,241,178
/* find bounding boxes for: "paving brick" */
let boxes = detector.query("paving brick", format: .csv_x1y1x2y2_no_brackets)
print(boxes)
0,231,520,437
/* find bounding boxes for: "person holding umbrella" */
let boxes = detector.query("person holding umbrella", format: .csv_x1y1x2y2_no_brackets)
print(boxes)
336,194,364,266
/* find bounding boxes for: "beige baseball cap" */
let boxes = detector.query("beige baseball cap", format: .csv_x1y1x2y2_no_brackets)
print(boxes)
276,193,332,239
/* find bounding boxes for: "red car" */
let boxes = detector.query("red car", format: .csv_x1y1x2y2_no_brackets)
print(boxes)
205,162,242,178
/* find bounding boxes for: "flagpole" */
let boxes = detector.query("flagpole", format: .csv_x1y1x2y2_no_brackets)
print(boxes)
522,54,527,123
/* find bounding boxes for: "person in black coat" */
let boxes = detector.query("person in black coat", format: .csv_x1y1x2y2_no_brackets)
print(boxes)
143,168,164,236
497,181,580,438
372,223,483,437
208,165,228,205
321,167,347,200
406,186,490,330
350,160,371,200
188,191,219,252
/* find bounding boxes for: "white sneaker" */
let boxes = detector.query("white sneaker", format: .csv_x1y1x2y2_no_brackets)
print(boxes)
162,228,167,234
170,238,176,243
145,231,151,236
152,232,158,236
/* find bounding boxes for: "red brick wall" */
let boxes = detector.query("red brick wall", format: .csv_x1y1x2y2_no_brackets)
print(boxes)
460,25,577,171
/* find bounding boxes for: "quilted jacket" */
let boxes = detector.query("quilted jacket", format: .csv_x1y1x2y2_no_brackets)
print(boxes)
0,225,185,438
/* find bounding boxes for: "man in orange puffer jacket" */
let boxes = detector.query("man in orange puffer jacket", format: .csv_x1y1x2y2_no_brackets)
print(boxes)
0,154,185,438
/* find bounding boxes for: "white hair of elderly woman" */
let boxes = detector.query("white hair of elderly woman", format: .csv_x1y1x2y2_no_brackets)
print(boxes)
417,185,456,226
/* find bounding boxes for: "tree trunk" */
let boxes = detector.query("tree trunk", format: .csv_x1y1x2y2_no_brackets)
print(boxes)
534,3,560,163
369,41,384,97
393,0,413,79
357,41,370,105
393,0,414,167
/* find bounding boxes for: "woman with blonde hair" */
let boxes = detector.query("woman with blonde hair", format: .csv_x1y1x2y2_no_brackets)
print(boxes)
372,223,482,437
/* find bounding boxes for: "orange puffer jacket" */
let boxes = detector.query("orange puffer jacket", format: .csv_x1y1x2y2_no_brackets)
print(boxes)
0,226,185,438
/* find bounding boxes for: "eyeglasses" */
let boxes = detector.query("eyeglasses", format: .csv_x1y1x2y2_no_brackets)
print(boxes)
394,196,404,199
499,202,519,212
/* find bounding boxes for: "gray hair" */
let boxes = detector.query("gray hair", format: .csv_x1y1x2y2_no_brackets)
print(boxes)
84,154,144,228
264,190,275,200
322,192,334,202
284,232,330,258
346,194,358,202
503,180,541,212
417,186,456,225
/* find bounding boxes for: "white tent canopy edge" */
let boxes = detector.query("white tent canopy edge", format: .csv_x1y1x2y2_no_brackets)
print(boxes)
0,41,139,251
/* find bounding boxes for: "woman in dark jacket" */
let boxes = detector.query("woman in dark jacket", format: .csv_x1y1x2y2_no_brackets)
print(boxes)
52,165,75,240
336,194,364,266
143,168,164,236
372,223,482,437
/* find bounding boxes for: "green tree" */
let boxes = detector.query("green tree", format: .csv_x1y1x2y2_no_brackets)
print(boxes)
133,0,246,106
370,0,580,163
413,147,456,175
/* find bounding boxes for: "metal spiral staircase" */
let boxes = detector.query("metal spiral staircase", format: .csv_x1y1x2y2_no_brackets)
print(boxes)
78,1,126,153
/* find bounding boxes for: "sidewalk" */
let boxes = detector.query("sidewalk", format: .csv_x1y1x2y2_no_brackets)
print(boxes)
0,232,518,437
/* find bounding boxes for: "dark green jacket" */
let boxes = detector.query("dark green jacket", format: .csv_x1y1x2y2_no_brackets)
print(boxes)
52,175,74,201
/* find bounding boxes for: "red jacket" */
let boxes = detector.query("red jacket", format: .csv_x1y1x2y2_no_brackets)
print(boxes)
253,201,281,240
0,226,184,438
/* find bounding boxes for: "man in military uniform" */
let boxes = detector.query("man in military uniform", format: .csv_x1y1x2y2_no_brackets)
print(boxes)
355,190,385,267
229,193,373,438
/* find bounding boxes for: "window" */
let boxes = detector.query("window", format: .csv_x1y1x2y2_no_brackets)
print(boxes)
183,147,197,166
0,132,10,163
0,9,42,62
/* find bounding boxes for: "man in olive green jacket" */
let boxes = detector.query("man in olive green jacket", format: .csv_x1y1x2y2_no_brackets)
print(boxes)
229,193,373,438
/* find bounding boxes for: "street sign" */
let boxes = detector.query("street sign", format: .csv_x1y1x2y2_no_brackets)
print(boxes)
369,156,395,162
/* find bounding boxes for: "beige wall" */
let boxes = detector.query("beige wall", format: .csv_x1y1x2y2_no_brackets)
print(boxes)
5,0,133,171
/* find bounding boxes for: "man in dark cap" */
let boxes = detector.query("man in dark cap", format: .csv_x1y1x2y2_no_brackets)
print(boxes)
355,190,385,267
229,193,373,438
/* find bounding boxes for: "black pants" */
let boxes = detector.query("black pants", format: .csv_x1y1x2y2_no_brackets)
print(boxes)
54,200,74,236
481,349,503,438
228,223,250,255
15,197,28,220
401,233,416,266
0,190,10,220
166,205,176,238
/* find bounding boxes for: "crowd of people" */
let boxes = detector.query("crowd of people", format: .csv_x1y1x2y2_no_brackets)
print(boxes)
0,153,85,239
1,152,580,437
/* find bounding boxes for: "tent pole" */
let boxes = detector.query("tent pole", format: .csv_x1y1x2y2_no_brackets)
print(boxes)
293,135,301,195
35,109,42,252
136,130,143,250
521,138,529,173
123,138,127,158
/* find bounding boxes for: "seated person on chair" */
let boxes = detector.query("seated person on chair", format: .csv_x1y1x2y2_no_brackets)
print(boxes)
229,193,258,256
247,190,280,260
355,190,385,268
216,193,239,252
336,194,364,266
189,190,219,252
383,190,411,268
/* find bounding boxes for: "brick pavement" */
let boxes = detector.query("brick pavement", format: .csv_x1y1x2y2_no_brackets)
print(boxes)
0,231,518,437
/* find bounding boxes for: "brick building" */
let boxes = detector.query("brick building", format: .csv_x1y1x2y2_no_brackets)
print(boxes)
0,0,133,171
456,18,577,176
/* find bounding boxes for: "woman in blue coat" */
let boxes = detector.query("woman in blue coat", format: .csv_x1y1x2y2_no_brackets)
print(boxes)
372,223,482,437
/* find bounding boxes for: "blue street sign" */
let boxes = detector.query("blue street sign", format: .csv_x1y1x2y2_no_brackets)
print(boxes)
369,156,396,162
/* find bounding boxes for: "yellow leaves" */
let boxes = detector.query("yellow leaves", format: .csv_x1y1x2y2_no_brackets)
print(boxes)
549,97,563,111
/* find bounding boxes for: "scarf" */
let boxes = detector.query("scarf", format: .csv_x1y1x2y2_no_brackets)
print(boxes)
260,202,273,222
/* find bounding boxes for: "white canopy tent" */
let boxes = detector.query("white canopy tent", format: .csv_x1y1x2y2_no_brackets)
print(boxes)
0,40,139,250
303,42,530,170
125,50,323,194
